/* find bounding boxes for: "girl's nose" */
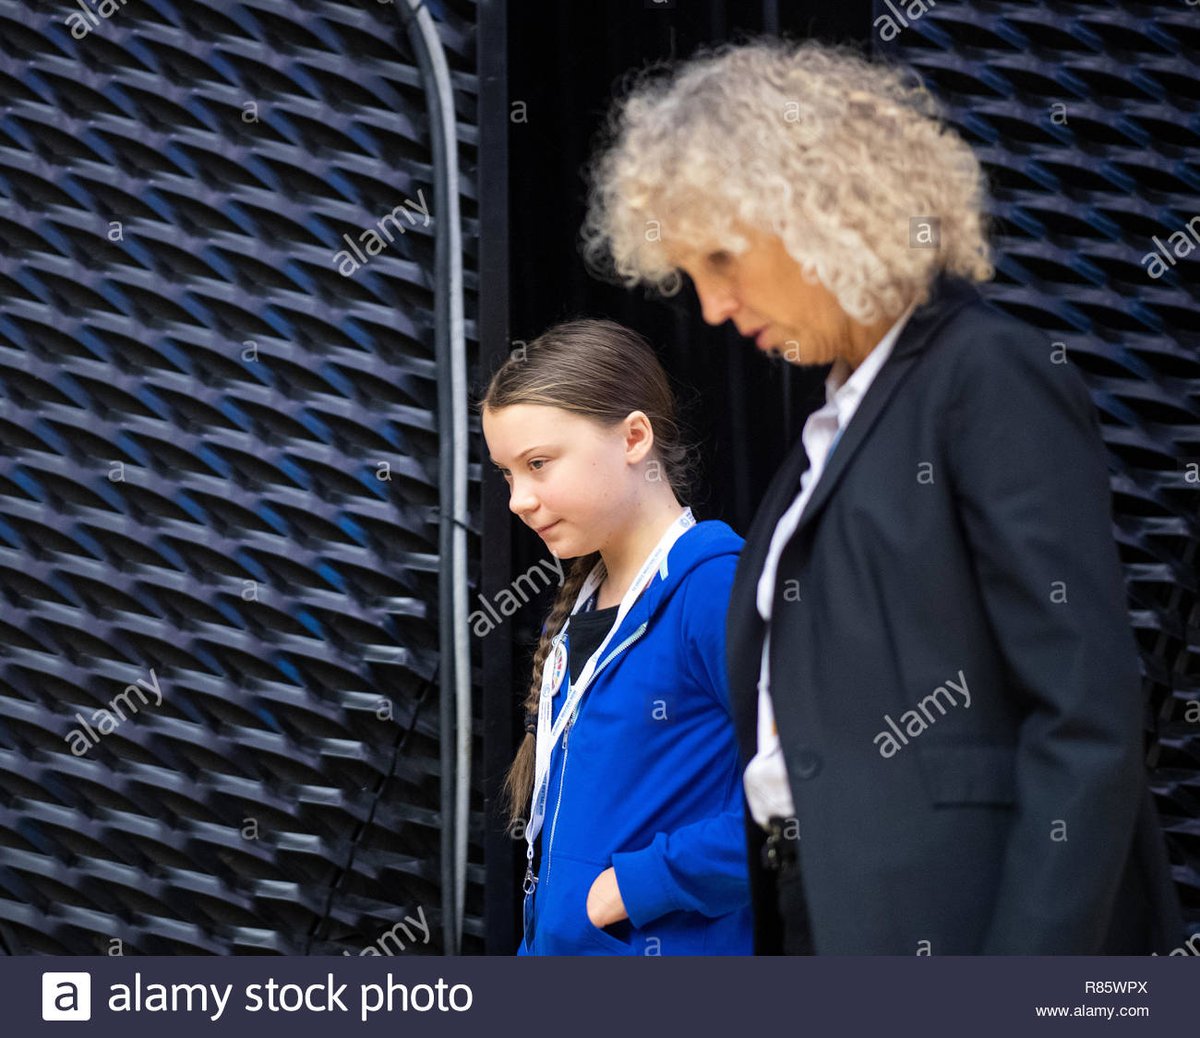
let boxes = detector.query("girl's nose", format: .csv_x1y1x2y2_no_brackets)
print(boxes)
507,480,537,517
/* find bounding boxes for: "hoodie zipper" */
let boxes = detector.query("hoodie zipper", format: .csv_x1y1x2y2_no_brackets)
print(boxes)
542,620,649,895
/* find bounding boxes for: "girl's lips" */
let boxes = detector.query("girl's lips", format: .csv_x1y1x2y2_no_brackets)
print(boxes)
536,521,560,536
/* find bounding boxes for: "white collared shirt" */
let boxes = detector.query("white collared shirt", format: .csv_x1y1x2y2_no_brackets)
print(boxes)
743,307,915,828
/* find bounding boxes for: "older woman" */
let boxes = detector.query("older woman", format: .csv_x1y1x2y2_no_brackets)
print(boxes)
581,39,1182,955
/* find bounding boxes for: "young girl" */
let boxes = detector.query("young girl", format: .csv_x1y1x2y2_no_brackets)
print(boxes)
481,318,753,956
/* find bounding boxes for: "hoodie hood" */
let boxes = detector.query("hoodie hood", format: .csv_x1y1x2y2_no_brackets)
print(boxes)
610,518,743,643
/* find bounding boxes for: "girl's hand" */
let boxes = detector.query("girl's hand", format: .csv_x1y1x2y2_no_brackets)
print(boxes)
586,867,629,927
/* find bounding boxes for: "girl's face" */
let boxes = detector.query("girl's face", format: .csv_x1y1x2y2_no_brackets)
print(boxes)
482,402,651,558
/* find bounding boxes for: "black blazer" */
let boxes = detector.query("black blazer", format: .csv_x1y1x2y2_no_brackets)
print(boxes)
726,276,1183,954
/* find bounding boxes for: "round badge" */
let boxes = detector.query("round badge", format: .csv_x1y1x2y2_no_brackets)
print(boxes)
548,639,567,697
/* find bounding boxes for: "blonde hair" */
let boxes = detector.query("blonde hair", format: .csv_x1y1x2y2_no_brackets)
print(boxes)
480,319,692,832
582,38,993,322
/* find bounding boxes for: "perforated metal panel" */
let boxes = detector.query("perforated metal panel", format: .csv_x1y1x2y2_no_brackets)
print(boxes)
875,0,1200,932
0,0,483,954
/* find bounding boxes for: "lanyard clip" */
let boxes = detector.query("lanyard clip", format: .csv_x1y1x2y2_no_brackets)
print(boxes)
522,864,538,895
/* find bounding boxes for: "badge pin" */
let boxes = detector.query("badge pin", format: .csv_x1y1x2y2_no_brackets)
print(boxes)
548,641,567,697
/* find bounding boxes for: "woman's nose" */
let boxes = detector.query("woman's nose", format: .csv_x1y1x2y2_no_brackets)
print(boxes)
694,276,739,326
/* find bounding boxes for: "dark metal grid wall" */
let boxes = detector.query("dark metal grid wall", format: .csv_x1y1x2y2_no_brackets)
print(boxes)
0,0,483,954
876,0,1200,933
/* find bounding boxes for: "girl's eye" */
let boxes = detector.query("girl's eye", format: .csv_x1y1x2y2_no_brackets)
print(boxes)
529,459,546,471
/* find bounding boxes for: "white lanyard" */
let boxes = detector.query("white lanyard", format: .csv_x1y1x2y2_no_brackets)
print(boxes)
524,508,696,864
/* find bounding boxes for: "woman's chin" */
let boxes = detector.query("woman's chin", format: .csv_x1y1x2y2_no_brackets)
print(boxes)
774,334,833,367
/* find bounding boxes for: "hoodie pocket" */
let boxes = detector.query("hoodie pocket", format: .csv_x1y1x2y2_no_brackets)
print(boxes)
539,853,635,955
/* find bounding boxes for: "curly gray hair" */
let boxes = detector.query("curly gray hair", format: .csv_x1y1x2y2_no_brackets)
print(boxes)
581,38,993,322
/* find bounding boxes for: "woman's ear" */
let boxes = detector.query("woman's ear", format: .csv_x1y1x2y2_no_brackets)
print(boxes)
623,410,655,465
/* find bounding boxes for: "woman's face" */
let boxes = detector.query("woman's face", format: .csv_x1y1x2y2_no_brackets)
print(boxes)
666,223,879,369
482,403,651,558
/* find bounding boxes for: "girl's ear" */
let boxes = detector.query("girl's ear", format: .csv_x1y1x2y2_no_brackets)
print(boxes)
622,410,655,465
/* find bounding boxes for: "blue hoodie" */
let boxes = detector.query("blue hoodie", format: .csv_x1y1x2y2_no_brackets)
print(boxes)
518,519,753,956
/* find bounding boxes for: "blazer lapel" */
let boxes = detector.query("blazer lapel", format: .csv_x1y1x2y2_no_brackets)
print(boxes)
726,429,812,751
789,276,980,540
726,275,981,752
734,434,813,606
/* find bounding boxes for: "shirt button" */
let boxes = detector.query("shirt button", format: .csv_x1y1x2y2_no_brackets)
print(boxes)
793,749,823,780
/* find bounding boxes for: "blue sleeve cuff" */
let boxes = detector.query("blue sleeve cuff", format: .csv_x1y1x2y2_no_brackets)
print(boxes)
610,836,680,928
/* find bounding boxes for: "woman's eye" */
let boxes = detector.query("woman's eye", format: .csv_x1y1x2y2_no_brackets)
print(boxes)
529,459,546,471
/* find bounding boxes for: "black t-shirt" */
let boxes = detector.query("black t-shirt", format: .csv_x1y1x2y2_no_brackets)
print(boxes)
522,601,620,739
566,602,620,683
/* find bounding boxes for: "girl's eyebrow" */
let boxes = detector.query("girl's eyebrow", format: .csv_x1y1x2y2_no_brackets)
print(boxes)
489,444,553,465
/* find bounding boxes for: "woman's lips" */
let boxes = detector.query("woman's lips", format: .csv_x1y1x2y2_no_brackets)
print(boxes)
536,521,559,536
